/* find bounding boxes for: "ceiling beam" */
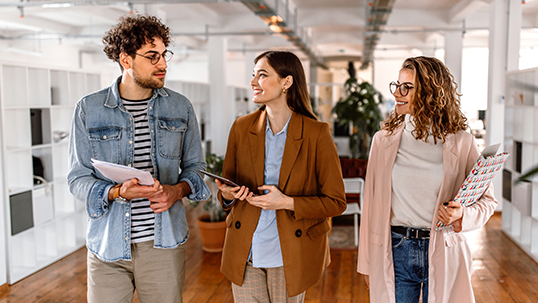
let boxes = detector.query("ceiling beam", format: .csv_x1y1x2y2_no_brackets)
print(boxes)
361,0,397,69
240,0,327,69
449,0,489,23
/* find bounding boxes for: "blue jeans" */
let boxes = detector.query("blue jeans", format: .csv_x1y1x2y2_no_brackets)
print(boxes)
391,231,429,303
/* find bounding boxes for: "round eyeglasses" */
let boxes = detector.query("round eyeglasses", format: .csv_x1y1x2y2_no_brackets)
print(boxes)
135,50,174,65
389,81,414,97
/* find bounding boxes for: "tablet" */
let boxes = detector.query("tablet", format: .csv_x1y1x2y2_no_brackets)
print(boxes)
199,170,240,187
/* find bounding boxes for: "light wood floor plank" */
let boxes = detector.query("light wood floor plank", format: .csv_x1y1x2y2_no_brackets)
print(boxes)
0,211,536,302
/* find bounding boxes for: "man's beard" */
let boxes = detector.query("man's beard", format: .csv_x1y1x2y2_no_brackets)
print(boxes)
133,69,166,89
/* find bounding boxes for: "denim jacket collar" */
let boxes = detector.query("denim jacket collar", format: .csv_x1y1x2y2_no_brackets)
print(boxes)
104,76,170,108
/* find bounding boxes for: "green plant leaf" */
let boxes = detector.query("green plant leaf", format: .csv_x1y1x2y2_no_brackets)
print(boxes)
516,165,538,183
333,77,383,158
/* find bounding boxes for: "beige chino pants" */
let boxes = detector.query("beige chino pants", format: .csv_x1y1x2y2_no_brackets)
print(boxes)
87,241,187,303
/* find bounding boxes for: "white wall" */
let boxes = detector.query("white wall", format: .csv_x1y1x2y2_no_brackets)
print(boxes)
461,47,490,120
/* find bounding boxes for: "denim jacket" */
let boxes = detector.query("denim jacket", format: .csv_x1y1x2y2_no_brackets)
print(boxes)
67,77,210,262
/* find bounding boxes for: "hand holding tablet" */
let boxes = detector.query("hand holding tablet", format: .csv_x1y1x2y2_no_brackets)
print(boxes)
199,170,256,196
199,170,240,187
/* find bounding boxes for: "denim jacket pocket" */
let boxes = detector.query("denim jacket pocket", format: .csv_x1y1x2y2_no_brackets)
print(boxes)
88,127,122,162
157,118,187,159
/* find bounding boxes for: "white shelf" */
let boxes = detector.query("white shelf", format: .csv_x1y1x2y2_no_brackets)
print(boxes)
503,68,538,265
2,65,28,107
0,62,100,284
28,68,51,107
4,109,31,149
50,70,69,106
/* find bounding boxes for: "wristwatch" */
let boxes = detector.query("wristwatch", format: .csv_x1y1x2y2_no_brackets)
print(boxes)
113,183,129,202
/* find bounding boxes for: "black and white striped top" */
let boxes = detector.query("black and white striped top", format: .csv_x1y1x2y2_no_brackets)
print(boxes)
122,98,155,244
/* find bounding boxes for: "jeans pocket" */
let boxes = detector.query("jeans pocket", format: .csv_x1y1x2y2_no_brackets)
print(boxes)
391,231,405,249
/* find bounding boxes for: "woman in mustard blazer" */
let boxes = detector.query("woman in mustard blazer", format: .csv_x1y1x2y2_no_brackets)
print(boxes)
216,50,346,302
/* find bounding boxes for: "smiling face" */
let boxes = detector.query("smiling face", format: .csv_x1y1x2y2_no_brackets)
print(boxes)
250,57,288,106
131,37,167,89
393,69,415,116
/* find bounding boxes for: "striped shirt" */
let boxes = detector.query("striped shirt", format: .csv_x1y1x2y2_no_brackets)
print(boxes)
122,98,155,243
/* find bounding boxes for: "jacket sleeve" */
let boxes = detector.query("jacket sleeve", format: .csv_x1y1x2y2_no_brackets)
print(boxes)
178,103,210,201
460,137,498,232
67,102,114,219
292,123,347,219
357,132,380,275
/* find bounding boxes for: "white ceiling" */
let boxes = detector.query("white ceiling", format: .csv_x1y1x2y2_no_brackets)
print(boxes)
0,0,536,68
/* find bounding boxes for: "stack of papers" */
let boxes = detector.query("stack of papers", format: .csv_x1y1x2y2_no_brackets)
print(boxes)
91,158,154,186
435,144,510,230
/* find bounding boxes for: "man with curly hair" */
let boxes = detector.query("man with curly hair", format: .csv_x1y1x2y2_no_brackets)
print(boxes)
67,14,210,302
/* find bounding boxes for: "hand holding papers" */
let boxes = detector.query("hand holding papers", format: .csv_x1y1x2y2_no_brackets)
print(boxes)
435,144,509,230
91,158,154,186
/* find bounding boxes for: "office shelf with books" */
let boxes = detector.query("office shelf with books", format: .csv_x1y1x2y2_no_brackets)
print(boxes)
504,67,538,263
0,62,100,283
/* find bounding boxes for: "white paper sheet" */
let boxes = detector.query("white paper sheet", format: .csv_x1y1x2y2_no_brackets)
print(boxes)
91,158,154,186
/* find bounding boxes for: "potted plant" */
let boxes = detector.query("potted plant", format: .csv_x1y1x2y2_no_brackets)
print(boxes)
333,76,384,160
190,153,227,253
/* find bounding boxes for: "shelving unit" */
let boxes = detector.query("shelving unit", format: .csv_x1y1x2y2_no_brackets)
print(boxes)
0,62,101,283
165,81,250,155
166,80,211,149
503,67,538,264
229,86,251,119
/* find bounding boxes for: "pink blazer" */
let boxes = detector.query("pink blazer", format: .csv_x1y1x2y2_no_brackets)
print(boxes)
358,125,498,303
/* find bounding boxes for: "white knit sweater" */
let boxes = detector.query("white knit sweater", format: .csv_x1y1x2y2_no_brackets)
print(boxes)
390,115,444,229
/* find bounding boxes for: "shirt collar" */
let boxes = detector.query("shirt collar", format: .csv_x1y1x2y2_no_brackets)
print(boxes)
105,75,169,108
265,114,292,136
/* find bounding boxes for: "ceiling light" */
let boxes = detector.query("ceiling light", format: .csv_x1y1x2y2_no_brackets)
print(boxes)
42,3,73,8
269,24,282,33
270,15,283,23
5,47,43,57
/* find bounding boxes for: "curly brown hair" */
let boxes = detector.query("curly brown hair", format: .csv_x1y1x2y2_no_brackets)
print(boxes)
382,56,468,143
103,14,171,69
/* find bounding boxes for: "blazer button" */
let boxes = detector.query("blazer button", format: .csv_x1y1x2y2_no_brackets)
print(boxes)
235,221,241,229
295,229,302,237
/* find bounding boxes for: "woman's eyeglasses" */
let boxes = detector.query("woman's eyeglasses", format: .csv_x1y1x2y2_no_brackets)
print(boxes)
389,82,414,97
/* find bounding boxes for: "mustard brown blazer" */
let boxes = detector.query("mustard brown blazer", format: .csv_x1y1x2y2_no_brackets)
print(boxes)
218,109,347,296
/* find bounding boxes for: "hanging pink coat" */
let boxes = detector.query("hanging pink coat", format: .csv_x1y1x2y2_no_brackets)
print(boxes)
357,124,498,303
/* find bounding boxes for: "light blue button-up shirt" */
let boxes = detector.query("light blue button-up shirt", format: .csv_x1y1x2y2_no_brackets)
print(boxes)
250,115,291,268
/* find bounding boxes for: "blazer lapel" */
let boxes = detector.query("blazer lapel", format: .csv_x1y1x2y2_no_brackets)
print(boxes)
248,110,267,194
438,133,459,201
279,112,304,190
383,124,404,167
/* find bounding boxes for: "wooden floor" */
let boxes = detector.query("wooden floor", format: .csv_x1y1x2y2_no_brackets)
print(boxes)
0,207,536,302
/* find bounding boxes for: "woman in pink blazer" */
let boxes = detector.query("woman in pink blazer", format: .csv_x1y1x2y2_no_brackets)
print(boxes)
357,56,498,303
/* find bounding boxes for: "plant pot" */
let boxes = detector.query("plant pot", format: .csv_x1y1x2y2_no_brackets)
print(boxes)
197,214,226,253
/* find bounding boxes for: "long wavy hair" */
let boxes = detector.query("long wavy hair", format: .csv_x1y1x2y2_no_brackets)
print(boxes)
382,56,468,143
254,51,317,120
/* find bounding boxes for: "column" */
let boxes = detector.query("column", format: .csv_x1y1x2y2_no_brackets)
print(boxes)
507,0,522,71
208,37,230,156
486,0,509,207
244,51,257,114
309,61,318,108
444,31,463,94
